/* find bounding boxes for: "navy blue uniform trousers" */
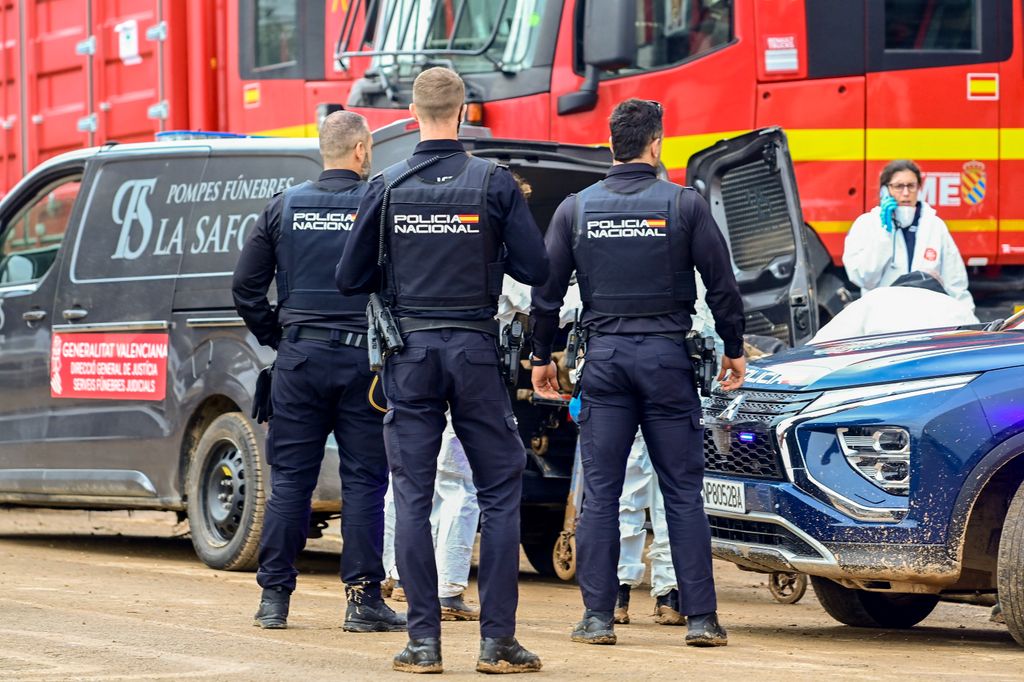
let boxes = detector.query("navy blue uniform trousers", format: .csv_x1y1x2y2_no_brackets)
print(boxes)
256,335,389,592
576,334,716,616
382,329,525,640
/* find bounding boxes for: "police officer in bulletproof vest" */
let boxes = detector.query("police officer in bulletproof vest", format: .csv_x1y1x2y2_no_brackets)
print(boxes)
530,98,746,648
338,67,549,674
232,111,405,634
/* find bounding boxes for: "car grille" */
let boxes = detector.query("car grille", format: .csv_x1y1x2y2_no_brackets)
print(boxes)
702,389,819,480
720,159,796,272
708,515,822,559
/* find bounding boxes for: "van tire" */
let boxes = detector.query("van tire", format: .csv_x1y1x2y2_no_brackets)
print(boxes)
997,479,1024,646
186,412,265,571
810,576,938,629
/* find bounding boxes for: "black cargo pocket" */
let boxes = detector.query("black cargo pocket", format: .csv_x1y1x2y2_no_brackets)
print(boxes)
461,347,503,400
274,353,307,371
386,347,431,401
382,409,401,471
586,347,615,362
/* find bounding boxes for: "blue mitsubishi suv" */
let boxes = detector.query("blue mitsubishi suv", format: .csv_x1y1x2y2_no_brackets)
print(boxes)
702,312,1024,645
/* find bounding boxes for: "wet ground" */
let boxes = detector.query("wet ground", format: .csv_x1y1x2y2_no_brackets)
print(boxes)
0,508,1019,681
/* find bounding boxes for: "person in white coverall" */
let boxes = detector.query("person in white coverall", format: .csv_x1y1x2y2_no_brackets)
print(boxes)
843,159,974,311
602,275,722,626
810,271,978,345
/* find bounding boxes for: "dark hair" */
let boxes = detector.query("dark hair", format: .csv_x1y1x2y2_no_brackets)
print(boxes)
892,271,947,295
609,99,663,162
879,159,922,190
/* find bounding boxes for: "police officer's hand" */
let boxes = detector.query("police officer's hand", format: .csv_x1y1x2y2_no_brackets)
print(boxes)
718,355,746,392
532,362,562,399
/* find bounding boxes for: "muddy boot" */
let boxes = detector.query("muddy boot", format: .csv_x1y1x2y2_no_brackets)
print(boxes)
571,611,617,645
685,612,728,647
393,638,443,674
440,592,480,621
613,584,631,624
653,589,686,626
476,637,542,674
253,586,290,629
344,584,408,633
392,580,407,603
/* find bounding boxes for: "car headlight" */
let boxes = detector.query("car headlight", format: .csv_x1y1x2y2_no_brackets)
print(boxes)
837,426,910,496
806,374,977,414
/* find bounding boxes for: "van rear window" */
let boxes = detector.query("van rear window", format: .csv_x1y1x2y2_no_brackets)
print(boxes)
70,154,321,284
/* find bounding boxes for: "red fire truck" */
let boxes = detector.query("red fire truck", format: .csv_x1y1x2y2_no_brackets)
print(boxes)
4,0,1022,319
0,0,374,194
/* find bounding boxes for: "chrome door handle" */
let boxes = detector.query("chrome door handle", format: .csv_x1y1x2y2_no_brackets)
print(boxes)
62,308,89,321
22,309,46,322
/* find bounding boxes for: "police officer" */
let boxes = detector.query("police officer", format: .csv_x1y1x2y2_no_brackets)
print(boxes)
530,98,746,648
338,67,548,674
232,111,405,633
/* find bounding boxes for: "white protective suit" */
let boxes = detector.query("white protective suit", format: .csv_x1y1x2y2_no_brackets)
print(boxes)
810,285,978,345
843,202,974,311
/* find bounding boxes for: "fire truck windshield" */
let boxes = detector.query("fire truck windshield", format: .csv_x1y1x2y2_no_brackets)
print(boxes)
358,0,551,75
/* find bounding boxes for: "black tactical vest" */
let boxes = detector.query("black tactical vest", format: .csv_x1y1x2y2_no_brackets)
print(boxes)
382,155,502,310
276,180,368,314
572,177,696,316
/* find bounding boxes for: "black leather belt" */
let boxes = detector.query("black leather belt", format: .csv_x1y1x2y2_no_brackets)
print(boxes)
289,326,367,349
398,317,499,336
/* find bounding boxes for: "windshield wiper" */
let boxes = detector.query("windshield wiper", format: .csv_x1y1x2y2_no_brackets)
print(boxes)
336,0,511,71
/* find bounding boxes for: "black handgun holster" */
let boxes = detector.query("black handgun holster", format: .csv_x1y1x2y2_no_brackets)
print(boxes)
252,365,274,424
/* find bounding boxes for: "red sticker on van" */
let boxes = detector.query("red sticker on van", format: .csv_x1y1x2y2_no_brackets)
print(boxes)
924,247,938,261
50,332,168,401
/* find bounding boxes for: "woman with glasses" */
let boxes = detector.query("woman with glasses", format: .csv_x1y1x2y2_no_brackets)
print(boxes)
843,159,974,310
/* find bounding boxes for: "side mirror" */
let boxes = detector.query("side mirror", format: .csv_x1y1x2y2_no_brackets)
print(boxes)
582,0,636,71
557,0,636,116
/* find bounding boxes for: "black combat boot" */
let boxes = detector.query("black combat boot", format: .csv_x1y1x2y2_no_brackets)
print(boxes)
685,611,728,647
654,589,686,626
570,610,616,645
253,586,290,629
393,637,443,674
476,636,542,674
344,583,408,633
613,584,631,624
439,592,480,621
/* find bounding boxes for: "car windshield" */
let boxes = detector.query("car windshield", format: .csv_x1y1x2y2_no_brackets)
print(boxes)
370,0,549,75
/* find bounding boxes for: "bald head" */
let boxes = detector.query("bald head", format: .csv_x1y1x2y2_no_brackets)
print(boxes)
319,111,372,177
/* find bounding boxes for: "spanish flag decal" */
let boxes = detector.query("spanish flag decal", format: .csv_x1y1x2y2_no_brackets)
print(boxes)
647,218,667,228
967,73,999,101
457,214,480,223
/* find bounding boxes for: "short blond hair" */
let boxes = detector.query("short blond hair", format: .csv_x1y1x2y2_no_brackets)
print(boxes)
412,67,465,124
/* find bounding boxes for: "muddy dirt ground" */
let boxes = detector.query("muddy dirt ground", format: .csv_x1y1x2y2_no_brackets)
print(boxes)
0,508,1019,681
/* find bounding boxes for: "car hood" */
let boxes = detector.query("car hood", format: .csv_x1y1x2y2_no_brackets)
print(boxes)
744,328,1024,391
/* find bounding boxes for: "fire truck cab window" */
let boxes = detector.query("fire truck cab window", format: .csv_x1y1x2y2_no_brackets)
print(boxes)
885,0,978,51
604,0,732,78
255,0,298,68
0,178,81,287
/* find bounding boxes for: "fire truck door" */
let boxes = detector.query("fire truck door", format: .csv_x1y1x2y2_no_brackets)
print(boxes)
550,0,757,183
864,0,1010,264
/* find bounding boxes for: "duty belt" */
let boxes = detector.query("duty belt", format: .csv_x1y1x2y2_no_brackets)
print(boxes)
591,331,688,342
398,317,499,336
288,325,368,349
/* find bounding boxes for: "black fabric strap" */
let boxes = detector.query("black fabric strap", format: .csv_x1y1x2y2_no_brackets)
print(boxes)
397,317,499,336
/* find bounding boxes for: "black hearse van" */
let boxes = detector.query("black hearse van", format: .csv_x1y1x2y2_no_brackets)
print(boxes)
0,124,816,571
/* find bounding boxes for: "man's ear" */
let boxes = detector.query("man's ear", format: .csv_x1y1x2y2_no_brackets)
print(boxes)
409,102,419,122
608,135,615,159
651,136,663,163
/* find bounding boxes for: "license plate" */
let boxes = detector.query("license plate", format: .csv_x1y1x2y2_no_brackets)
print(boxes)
702,477,746,514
